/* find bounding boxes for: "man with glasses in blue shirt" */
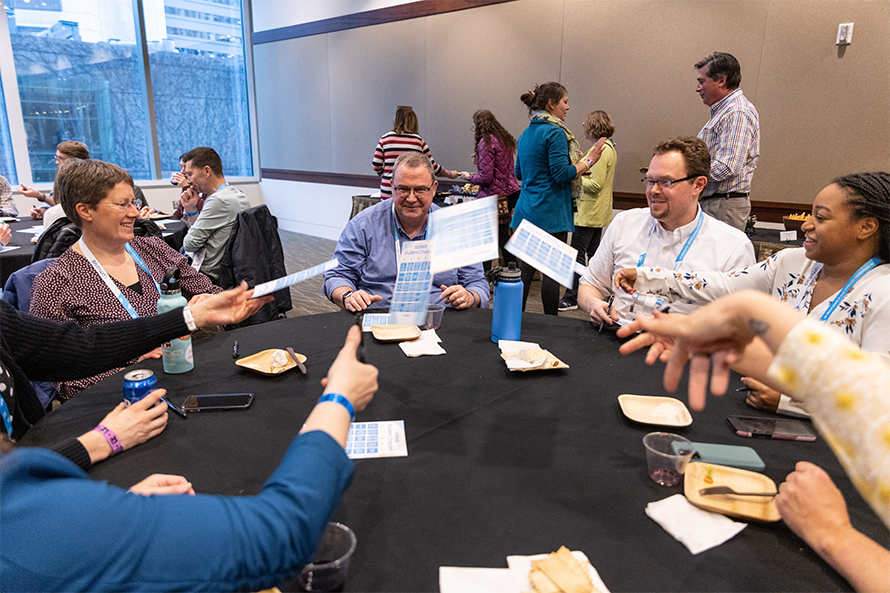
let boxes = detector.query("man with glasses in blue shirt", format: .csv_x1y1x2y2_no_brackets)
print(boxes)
578,137,754,327
323,153,489,312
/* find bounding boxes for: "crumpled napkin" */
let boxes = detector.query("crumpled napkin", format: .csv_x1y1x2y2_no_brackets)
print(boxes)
645,494,747,555
400,329,446,357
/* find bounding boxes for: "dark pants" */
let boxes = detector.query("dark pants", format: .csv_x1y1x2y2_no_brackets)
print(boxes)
562,226,603,302
483,191,520,273
519,230,568,315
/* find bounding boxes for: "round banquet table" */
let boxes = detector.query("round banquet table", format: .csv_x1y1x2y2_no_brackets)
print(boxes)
19,309,888,592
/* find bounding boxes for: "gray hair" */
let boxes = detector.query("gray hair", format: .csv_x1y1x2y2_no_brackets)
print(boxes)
392,152,435,183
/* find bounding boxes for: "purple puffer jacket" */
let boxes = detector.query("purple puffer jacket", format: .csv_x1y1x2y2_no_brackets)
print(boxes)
468,135,521,198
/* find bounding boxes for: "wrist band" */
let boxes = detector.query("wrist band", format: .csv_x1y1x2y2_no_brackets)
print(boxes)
583,158,594,168
184,210,198,217
341,290,353,306
317,393,356,422
182,305,197,331
93,424,124,455
469,291,477,307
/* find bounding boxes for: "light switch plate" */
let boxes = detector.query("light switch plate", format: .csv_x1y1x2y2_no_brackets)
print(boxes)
837,23,854,45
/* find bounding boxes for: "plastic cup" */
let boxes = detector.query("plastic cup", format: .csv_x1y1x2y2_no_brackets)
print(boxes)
643,432,695,487
297,522,357,591
422,304,445,330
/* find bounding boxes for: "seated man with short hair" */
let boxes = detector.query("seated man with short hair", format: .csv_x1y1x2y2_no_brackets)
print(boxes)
323,153,489,312
579,136,755,326
180,146,250,283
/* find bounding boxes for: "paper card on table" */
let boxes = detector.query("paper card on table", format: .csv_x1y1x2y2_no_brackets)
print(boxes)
389,241,432,326
362,312,392,331
779,230,798,242
345,421,408,459
505,219,579,288
250,259,338,298
0,245,21,253
438,566,522,593
506,550,611,593
16,226,44,234
429,196,498,274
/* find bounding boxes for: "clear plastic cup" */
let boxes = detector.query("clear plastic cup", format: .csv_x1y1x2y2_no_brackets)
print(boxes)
643,432,695,487
297,522,357,591
422,304,445,330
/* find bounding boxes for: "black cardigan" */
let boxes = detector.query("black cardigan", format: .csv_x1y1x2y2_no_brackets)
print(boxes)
0,300,189,439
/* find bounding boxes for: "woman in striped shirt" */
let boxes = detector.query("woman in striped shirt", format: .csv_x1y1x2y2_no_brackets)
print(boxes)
372,106,456,199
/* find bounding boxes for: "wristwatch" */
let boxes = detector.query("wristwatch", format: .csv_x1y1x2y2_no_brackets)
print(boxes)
341,290,354,306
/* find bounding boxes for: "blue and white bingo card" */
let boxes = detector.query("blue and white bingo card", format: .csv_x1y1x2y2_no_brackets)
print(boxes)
251,259,338,298
345,421,408,459
505,219,584,288
389,241,432,326
429,196,498,275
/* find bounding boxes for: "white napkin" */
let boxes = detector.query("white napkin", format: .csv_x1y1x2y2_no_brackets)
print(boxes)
645,494,747,555
400,329,446,357
439,567,521,593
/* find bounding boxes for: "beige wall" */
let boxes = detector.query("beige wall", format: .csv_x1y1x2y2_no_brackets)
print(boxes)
253,0,890,206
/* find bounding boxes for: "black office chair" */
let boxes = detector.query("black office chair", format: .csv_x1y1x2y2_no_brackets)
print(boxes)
218,204,292,326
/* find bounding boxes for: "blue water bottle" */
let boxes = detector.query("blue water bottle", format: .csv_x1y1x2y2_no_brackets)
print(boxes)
157,267,194,374
491,262,522,343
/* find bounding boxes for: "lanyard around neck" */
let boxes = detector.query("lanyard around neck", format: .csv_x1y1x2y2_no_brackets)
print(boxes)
392,206,427,263
211,181,229,195
78,239,161,319
792,256,882,321
637,210,704,271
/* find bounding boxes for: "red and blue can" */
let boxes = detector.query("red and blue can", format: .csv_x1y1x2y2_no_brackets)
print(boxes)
123,369,158,406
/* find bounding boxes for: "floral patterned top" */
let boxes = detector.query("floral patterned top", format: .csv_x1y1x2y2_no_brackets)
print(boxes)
30,236,222,400
769,319,890,526
634,247,890,356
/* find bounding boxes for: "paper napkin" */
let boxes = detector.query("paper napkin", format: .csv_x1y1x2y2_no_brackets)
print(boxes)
645,494,747,555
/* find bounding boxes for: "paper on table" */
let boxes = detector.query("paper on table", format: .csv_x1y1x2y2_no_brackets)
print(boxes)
0,245,21,253
439,567,523,593
505,219,580,289
645,494,747,555
497,340,540,353
362,312,392,331
399,329,445,357
390,241,432,326
15,226,44,234
250,259,338,298
345,420,407,459
506,550,611,593
429,196,498,274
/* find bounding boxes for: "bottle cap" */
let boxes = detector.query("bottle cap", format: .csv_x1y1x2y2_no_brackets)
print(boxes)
160,266,182,294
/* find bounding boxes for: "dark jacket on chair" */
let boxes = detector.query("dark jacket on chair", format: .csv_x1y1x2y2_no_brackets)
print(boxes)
33,217,163,263
219,205,292,326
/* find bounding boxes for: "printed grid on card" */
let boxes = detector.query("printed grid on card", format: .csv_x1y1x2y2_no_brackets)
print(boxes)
390,242,432,326
345,421,408,459
505,220,578,288
429,196,499,274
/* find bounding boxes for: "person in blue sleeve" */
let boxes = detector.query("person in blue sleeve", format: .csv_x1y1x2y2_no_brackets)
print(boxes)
0,326,378,593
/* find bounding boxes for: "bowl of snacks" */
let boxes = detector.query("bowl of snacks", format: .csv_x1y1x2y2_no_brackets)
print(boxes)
782,212,808,235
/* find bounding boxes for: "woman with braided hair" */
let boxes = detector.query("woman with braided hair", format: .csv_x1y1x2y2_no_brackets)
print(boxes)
613,172,890,414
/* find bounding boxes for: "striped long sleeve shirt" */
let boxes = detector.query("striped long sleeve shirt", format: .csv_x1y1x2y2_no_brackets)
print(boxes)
372,132,444,199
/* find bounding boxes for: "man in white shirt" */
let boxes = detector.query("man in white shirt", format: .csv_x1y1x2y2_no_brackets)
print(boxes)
578,136,755,327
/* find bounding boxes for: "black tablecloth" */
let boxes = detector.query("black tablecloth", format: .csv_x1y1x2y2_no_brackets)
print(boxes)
20,310,888,592
0,218,40,286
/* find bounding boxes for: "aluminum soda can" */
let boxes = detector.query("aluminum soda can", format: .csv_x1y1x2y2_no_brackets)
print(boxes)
123,369,158,406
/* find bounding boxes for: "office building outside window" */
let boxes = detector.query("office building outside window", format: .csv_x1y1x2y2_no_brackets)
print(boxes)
2,0,253,182
0,76,17,185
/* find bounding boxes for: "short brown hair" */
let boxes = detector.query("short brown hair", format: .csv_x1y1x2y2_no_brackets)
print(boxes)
57,159,133,227
181,146,223,177
653,137,711,179
57,141,90,160
583,111,614,139
393,106,419,135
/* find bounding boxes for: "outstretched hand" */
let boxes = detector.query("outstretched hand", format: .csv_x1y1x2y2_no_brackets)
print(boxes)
129,474,195,496
188,282,272,326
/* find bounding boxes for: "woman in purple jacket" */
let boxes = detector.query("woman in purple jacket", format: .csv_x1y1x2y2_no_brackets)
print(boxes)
461,110,521,268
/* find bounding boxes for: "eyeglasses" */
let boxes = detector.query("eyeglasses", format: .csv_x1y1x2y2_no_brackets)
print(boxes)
394,185,432,198
103,201,139,212
641,174,697,189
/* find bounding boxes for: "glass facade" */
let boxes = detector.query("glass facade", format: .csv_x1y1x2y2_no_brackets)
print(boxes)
2,0,253,183
0,76,17,185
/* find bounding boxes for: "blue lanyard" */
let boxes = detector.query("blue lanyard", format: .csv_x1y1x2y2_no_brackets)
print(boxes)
79,239,161,319
637,210,704,270
0,389,12,436
212,182,229,194
817,257,881,321
392,207,427,263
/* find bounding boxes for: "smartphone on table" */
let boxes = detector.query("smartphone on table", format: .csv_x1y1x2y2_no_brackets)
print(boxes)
182,393,254,412
727,415,817,441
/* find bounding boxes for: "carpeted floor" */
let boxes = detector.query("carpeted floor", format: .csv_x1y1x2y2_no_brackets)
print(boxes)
278,229,590,321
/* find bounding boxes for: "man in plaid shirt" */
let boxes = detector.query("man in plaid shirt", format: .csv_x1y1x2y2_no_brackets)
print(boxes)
694,52,760,232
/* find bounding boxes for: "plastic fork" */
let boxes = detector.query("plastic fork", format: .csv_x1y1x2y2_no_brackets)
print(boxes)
698,486,777,497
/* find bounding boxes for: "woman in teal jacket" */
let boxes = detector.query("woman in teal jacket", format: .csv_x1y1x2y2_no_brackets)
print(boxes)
513,82,606,314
